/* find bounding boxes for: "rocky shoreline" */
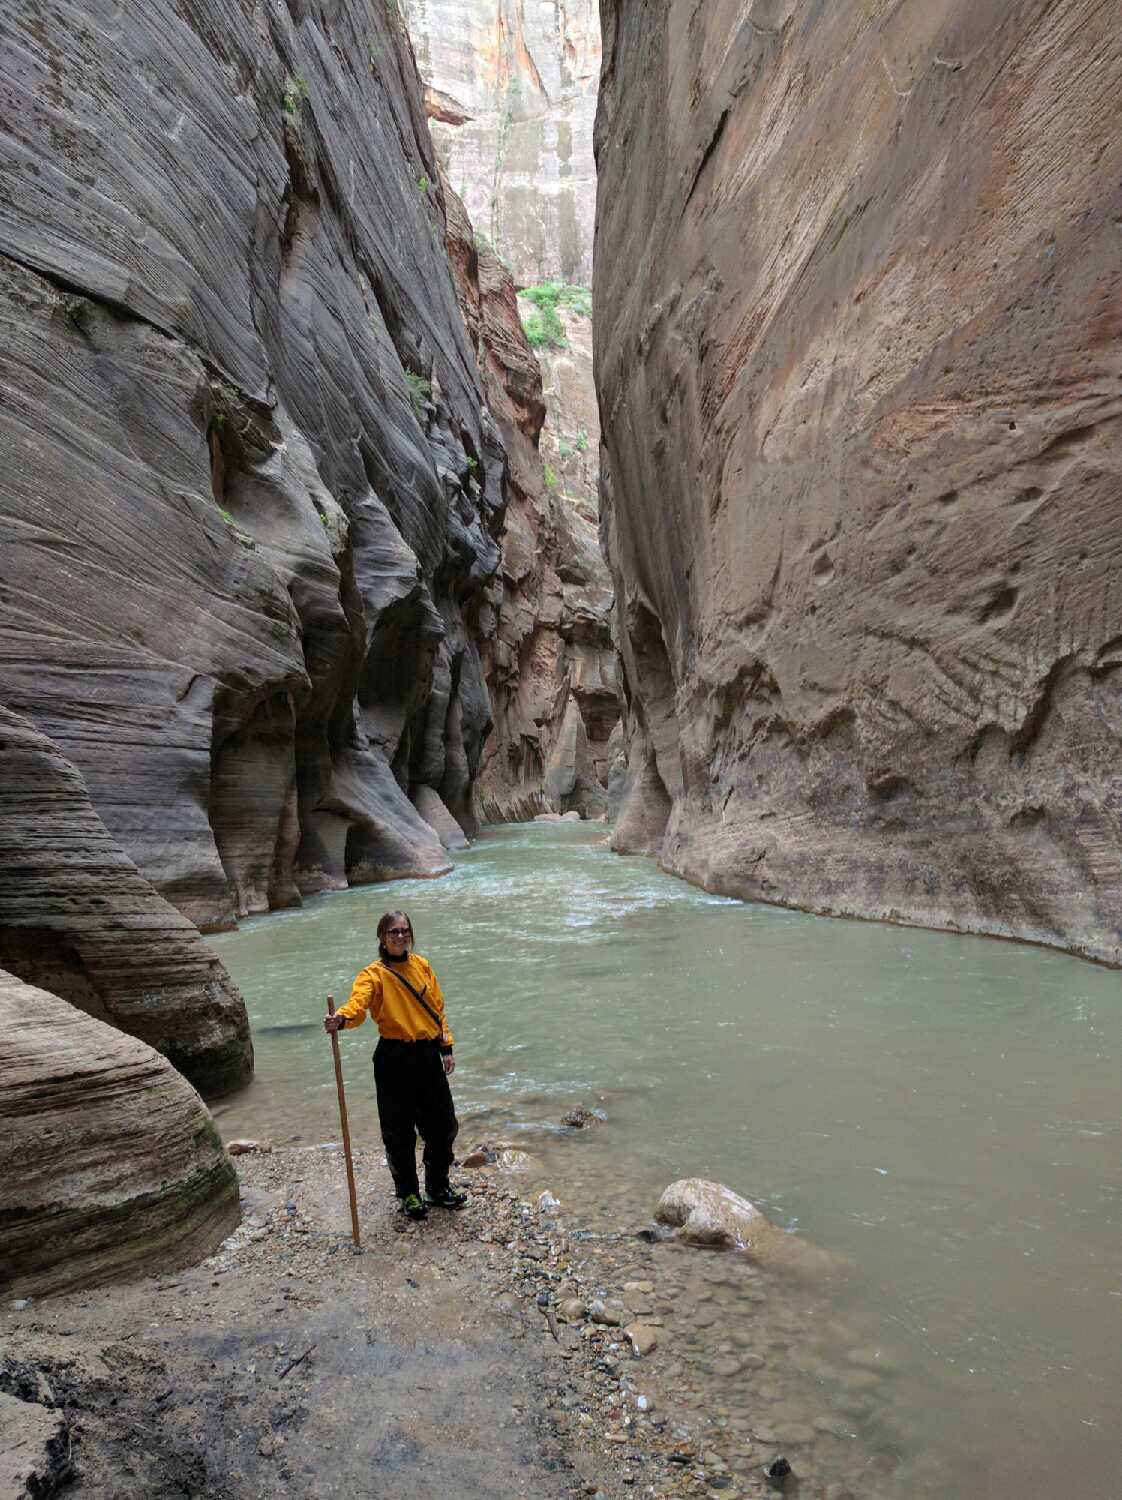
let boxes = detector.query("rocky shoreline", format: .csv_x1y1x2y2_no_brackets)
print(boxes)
2,1138,904,1500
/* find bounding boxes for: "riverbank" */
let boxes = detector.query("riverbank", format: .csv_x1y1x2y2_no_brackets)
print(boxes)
2,1146,824,1500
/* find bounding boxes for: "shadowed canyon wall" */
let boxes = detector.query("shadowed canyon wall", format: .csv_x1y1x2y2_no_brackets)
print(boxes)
443,180,616,818
596,0,1122,964
0,0,508,966
405,0,599,286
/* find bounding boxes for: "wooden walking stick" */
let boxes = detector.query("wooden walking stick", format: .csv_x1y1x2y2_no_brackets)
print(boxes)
326,993,362,1249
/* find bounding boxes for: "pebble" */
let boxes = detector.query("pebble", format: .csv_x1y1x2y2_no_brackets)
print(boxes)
589,1300,623,1327
710,1357,742,1378
558,1297,588,1322
625,1323,659,1357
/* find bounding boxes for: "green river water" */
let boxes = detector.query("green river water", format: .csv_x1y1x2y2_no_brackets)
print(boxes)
211,822,1121,1499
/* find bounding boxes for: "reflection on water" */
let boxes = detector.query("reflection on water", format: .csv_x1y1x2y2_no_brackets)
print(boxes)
211,823,1122,1499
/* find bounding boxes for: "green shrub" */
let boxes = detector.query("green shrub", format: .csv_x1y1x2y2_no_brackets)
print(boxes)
543,463,559,491
417,175,430,196
404,371,432,412
522,305,566,350
574,430,589,453
282,74,308,117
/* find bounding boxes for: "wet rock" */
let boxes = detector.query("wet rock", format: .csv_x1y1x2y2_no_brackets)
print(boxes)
625,1323,659,1357
227,1140,273,1156
561,1107,606,1129
537,1191,562,1214
589,1300,623,1327
710,1357,743,1378
494,1150,542,1173
655,1180,841,1278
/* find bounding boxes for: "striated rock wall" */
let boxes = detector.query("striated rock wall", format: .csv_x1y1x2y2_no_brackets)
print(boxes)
0,0,510,951
405,0,599,287
443,180,617,818
0,973,239,1297
0,708,251,1096
596,1,1122,964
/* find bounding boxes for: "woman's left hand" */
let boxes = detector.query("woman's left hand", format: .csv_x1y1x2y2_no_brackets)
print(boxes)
443,1053,455,1076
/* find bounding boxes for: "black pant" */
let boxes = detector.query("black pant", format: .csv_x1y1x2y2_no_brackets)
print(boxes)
373,1038,458,1198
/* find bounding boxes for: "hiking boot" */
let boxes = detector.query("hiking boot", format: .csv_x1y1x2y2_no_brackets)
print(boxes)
401,1193,428,1220
425,1186,467,1210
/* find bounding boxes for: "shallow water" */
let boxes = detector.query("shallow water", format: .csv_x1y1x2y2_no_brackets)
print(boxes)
211,822,1122,1498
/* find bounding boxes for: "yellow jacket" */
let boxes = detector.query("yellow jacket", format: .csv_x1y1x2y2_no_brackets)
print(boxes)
336,953,453,1048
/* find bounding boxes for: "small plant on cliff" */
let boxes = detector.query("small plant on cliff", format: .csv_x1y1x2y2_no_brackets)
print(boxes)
522,304,566,351
417,175,430,196
282,74,309,117
575,429,589,453
543,463,559,492
404,371,432,413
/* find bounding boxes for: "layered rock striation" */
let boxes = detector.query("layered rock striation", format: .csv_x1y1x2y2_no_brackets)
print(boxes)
443,182,616,818
0,0,509,945
406,0,600,286
0,972,239,1298
596,1,1122,963
0,707,251,1096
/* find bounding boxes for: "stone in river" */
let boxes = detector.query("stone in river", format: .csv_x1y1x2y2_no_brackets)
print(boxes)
625,1322,659,1356
711,1357,743,1378
558,1297,588,1323
589,1299,623,1327
655,1180,841,1277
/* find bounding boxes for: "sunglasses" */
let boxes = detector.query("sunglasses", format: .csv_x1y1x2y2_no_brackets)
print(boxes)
385,927,411,937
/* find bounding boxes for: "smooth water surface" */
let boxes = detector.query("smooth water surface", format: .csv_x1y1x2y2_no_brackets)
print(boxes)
211,823,1121,1498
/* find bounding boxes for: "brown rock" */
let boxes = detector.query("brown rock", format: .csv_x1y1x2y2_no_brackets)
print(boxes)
0,1392,70,1498
625,1323,659,1357
596,0,1122,965
0,973,239,1296
442,179,619,824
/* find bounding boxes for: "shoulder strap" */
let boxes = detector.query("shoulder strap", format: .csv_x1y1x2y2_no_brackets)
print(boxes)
375,963,444,1040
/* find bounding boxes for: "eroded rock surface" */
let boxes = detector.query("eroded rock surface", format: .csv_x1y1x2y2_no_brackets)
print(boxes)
0,708,251,1096
406,0,600,285
443,182,617,819
596,1,1122,963
0,1,508,939
0,973,239,1298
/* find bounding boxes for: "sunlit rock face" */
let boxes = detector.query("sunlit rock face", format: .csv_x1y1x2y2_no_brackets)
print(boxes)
0,972,239,1297
0,0,511,950
405,0,600,286
443,184,617,819
596,1,1122,964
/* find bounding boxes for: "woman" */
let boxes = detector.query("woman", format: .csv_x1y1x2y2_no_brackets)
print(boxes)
324,910,466,1221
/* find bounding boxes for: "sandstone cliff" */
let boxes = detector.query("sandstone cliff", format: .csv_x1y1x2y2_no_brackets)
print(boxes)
0,973,239,1297
442,181,616,818
0,708,251,1097
0,0,509,948
406,0,599,286
596,0,1122,964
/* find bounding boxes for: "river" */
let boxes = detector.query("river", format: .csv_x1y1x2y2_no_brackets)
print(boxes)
210,822,1121,1499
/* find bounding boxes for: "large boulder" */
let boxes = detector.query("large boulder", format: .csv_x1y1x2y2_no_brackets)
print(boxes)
655,1179,841,1279
0,974,239,1298
596,0,1122,964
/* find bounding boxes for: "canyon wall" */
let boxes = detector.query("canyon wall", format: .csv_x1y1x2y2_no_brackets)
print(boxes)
596,0,1122,964
0,0,510,959
443,181,616,818
405,0,599,286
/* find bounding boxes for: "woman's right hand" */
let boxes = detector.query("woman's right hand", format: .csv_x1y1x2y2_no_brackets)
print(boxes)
324,1014,344,1035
